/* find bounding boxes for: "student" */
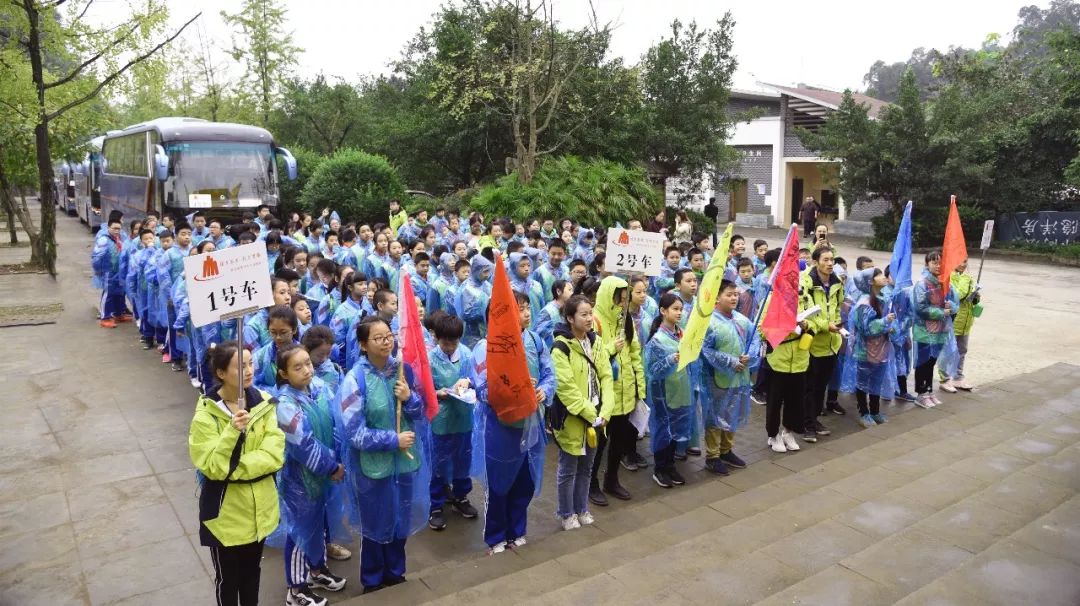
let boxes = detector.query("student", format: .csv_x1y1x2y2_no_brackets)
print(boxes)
759,278,812,453
751,248,781,404
329,272,371,371
801,245,844,442
119,219,144,322
372,288,399,332
408,252,433,307
567,259,588,292
643,293,691,488
316,265,354,332
843,268,896,428
444,259,471,317
573,229,597,266
534,240,569,305
427,253,457,315
734,258,757,319
724,234,747,281
456,255,493,348
145,229,174,359
322,230,341,259
653,246,682,297
244,278,293,350
338,317,430,594
673,269,698,328
304,325,344,396
305,259,338,326
383,239,405,292
752,239,768,274
550,296,614,531
626,276,656,357
939,259,978,392
188,343,284,606
208,219,235,250
426,313,480,531
334,229,360,270
92,218,129,327
508,251,545,323
537,279,572,348
883,266,917,402
253,305,300,394
292,297,313,339
265,230,284,269
274,344,347,606
912,250,958,408
687,247,706,281
672,267,702,457
588,276,645,505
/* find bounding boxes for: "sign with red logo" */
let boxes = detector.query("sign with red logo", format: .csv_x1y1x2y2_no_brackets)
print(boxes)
183,240,274,327
604,228,666,276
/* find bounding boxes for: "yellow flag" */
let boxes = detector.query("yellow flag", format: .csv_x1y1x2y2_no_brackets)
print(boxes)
678,223,734,371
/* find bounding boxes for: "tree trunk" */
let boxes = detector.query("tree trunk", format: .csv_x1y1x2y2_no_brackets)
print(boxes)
2,188,16,244
21,0,57,274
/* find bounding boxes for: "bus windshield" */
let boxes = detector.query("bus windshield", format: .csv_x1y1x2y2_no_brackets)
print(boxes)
165,141,274,206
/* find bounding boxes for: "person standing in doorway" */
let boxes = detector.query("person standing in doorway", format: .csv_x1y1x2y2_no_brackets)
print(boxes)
800,196,819,238
704,197,720,247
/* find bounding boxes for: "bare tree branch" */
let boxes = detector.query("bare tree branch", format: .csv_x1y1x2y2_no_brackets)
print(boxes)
46,12,201,121
72,0,94,23
0,98,31,119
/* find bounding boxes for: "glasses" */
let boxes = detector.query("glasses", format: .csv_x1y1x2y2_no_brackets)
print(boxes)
367,334,395,345
269,329,294,339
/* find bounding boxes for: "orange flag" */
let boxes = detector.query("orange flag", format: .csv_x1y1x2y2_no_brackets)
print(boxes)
485,254,538,424
940,195,967,294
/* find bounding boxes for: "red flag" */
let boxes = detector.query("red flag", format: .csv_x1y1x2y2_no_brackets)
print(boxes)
398,272,439,420
760,225,802,349
940,195,967,294
486,254,538,424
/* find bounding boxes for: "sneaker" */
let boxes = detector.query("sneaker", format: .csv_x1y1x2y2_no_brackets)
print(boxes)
686,447,702,456
871,413,888,424
897,391,917,402
577,511,595,525
781,430,801,451
603,482,631,500
560,514,581,531
488,541,507,555
719,451,747,469
802,432,818,443
117,313,134,323
589,485,609,507
668,468,686,485
914,394,933,409
308,569,346,592
161,352,172,364
99,318,117,329
813,420,832,436
930,393,943,406
326,543,352,561
858,414,876,428
674,451,688,461
383,576,406,587
955,379,974,391
940,380,957,393
451,498,479,519
630,452,650,468
826,402,847,415
704,458,730,476
428,508,447,531
511,536,528,547
140,338,154,350
652,470,673,488
157,344,166,352
361,584,385,595
750,391,766,405
286,587,327,606
768,435,788,453
620,456,639,472
170,360,185,372
189,377,202,389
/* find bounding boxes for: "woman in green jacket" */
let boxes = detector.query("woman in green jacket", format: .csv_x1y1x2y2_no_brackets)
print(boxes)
550,296,615,531
800,245,845,441
588,276,646,505
189,342,285,606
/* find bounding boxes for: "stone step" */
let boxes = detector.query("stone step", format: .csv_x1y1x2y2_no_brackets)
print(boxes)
341,363,1080,605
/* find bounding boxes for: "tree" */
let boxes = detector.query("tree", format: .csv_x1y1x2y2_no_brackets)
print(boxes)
1,1,198,274
637,16,740,198
862,48,948,101
221,0,302,127
299,149,406,226
270,76,370,155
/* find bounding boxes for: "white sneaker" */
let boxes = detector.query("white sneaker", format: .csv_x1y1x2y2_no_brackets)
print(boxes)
511,536,527,547
914,394,933,409
577,511,595,526
940,380,957,393
560,514,581,531
488,541,507,555
190,377,201,388
781,430,800,451
768,435,787,453
930,393,943,406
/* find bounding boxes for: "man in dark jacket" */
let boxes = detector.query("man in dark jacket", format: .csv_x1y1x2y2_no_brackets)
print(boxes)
799,196,819,238
704,197,719,246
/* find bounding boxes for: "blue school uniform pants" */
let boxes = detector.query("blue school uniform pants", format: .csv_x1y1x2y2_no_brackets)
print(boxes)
360,537,406,589
483,461,534,547
429,431,472,509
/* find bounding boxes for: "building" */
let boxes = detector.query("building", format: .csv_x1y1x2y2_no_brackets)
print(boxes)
666,84,890,237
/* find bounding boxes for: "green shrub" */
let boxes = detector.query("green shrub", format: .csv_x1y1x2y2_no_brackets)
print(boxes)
299,149,407,226
870,202,992,249
470,156,662,227
276,146,325,218
1000,240,1080,261
683,209,716,239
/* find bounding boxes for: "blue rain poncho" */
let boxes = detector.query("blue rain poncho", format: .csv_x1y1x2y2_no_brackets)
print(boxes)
573,229,596,266
428,343,479,485
508,252,545,323
532,257,568,304
363,251,389,283
252,341,285,394
243,308,271,350
427,253,457,314
644,325,694,454
455,255,493,348
885,284,914,377
141,248,166,328
338,356,432,544
171,278,192,358
699,309,761,430
91,232,124,294
734,275,758,319
275,382,346,564
470,329,552,497
535,300,561,349
912,268,960,373
330,296,366,370
840,270,899,398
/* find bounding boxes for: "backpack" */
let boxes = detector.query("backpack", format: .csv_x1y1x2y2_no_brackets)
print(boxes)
547,336,601,431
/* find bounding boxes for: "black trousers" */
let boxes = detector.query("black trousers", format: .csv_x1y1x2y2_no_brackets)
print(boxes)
897,374,908,394
591,413,634,487
914,357,937,394
767,371,805,438
754,358,771,395
653,442,675,473
210,541,264,606
856,390,880,416
804,354,837,428
803,219,816,238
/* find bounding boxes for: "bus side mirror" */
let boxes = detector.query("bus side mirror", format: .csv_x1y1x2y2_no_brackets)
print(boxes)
154,145,169,182
277,147,297,181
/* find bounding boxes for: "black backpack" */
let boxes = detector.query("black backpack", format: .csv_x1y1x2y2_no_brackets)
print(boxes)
547,338,601,431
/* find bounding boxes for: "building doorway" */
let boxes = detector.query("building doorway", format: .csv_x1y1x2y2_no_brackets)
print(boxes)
728,179,748,222
790,178,804,224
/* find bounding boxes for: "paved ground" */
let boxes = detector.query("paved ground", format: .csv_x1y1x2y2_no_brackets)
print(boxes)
0,208,1077,605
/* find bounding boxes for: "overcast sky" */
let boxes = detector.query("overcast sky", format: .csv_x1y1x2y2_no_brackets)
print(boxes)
94,0,1041,94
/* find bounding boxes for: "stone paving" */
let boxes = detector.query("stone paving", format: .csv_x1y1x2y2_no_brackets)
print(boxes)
0,208,1077,605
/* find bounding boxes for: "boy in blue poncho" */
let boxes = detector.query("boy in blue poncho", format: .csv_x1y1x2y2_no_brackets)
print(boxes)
425,313,480,532
455,255,493,348
129,229,157,348
144,230,174,357
508,252,544,324
532,239,569,303
426,253,457,314
252,305,300,394
92,218,130,328
329,273,370,371
472,290,553,553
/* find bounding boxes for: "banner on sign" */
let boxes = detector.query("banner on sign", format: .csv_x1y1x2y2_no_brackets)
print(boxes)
605,228,666,276
183,240,274,327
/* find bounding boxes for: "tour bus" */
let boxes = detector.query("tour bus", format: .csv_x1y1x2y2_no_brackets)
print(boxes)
99,117,297,225
53,161,77,215
73,136,105,232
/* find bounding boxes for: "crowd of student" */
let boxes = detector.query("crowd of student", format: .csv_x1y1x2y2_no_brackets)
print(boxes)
88,200,982,606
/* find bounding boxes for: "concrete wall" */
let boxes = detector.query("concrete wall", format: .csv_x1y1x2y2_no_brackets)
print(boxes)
728,145,774,216
728,97,782,117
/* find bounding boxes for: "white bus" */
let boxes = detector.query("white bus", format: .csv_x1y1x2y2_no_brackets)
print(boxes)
73,136,105,231
99,117,296,224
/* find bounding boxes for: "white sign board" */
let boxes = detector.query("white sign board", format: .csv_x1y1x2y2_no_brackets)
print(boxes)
605,228,666,277
183,240,274,327
980,220,995,250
